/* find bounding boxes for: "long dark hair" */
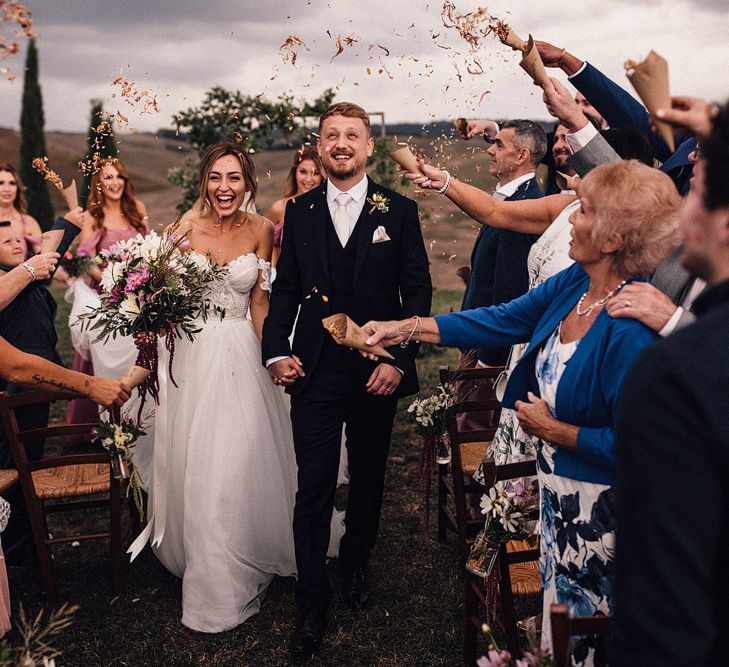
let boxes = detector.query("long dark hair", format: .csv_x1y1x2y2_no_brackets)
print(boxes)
283,146,325,198
87,158,145,232
0,163,27,213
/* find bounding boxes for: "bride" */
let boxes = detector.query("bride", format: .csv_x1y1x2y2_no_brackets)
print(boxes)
134,142,298,632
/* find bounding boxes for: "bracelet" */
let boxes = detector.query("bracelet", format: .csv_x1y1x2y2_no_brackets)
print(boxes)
436,170,452,196
21,262,35,280
558,48,567,69
400,316,421,348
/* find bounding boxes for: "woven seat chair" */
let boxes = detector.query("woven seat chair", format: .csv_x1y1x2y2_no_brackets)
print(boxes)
437,365,504,546
550,603,611,667
462,458,542,663
0,389,125,605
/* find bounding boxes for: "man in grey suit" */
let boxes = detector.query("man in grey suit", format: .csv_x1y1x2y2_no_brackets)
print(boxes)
540,76,705,336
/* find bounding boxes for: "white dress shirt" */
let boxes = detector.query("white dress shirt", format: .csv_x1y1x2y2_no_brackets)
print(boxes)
326,175,368,242
493,171,536,201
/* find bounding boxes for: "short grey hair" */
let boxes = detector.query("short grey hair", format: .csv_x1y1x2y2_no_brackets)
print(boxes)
502,120,547,167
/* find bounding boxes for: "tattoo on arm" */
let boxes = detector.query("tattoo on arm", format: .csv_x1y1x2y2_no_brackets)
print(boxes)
31,374,83,393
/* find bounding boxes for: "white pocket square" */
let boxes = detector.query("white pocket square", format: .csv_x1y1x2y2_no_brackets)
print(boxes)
372,226,391,243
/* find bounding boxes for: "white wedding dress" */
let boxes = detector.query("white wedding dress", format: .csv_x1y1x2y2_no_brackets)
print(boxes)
135,253,298,632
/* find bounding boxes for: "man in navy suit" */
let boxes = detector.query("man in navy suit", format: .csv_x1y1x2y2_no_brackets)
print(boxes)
535,40,696,195
461,120,546,368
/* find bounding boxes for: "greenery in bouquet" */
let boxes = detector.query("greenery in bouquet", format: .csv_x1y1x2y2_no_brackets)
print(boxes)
77,228,227,410
59,243,94,278
407,383,459,533
92,416,146,520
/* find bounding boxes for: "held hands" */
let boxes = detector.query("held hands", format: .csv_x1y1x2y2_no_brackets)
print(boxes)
514,392,554,440
365,363,402,396
26,252,60,280
268,355,305,386
605,283,678,332
655,96,716,141
88,378,131,407
541,77,587,133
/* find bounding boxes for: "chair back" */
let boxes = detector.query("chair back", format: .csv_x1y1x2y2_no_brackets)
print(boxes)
550,603,611,667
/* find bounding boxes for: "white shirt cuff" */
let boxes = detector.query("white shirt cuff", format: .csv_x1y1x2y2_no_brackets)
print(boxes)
658,307,683,337
566,122,598,153
265,356,289,367
567,61,588,79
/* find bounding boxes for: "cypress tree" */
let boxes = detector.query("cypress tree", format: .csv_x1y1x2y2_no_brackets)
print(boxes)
19,38,54,230
79,99,118,208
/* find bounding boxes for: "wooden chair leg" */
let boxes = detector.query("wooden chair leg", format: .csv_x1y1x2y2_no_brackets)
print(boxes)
550,604,571,667
463,574,479,665
438,463,448,544
498,551,521,656
110,478,123,595
28,500,58,606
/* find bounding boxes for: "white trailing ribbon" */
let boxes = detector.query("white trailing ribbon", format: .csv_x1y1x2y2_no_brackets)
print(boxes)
127,339,169,561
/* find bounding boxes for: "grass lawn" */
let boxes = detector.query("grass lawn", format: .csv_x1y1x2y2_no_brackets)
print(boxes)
6,287,531,667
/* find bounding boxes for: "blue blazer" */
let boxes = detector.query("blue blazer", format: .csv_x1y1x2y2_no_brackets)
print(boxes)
435,263,657,485
571,62,695,194
461,176,543,365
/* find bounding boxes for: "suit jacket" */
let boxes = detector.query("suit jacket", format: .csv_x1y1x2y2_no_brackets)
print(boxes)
570,62,695,194
435,263,657,485
613,279,729,665
462,176,543,365
262,178,432,399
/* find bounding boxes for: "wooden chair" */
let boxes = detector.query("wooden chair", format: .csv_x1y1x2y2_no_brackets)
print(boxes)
0,389,125,605
437,365,504,549
550,603,611,667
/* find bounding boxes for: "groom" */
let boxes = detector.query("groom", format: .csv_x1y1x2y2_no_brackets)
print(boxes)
262,102,432,661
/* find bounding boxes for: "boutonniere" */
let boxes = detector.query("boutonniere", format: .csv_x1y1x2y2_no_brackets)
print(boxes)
367,192,390,215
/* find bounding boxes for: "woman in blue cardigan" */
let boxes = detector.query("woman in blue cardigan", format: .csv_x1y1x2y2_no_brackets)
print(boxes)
364,161,681,664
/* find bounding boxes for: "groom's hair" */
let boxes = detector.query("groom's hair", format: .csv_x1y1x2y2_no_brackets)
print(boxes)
318,102,371,135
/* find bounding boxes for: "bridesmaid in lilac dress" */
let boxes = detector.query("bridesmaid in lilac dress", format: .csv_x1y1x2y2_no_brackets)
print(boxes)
65,158,148,429
0,163,43,259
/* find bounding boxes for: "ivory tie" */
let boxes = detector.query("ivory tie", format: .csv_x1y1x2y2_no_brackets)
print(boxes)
333,192,353,246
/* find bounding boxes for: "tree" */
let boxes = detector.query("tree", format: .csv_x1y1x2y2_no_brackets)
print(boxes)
19,37,53,229
168,87,335,213
79,99,118,208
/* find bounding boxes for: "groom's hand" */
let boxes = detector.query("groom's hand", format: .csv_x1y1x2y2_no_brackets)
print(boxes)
365,363,401,396
268,356,305,386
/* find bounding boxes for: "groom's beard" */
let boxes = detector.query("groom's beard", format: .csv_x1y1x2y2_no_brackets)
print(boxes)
325,152,365,180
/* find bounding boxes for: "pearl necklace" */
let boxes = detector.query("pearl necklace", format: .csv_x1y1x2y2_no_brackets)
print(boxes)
575,280,627,317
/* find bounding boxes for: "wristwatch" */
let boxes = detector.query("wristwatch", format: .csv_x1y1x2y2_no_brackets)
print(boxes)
21,261,36,279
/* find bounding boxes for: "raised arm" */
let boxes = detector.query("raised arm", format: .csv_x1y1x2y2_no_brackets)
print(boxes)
407,162,574,235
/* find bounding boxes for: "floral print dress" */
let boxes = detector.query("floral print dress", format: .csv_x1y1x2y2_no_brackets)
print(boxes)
535,324,613,667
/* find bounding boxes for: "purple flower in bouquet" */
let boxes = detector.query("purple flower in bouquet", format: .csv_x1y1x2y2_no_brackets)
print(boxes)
76,247,92,258
124,268,150,293
109,284,124,305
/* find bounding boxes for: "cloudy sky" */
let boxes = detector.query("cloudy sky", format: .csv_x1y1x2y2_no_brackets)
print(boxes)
0,0,727,135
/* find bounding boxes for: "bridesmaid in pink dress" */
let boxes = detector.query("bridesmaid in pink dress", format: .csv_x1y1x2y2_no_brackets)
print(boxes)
266,146,325,267
0,163,43,260
66,158,148,429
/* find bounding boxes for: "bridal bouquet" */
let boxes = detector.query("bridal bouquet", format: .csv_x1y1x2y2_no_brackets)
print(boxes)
60,243,94,278
468,480,539,578
92,416,146,521
78,230,227,410
407,383,460,532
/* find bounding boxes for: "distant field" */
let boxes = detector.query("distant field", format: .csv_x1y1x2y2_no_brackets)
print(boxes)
0,127,512,290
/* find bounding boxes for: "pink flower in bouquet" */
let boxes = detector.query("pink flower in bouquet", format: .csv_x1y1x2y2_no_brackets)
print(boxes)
76,247,92,258
109,284,124,304
63,251,72,260
478,650,512,666
124,268,150,293
515,652,540,667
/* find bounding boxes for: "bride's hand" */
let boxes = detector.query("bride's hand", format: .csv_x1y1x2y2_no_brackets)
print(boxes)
268,355,305,386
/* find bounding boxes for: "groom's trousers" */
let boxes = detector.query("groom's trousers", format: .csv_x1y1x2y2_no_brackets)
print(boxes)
290,351,398,613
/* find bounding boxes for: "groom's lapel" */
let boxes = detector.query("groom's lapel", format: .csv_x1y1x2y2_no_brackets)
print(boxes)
310,184,330,283
353,178,380,284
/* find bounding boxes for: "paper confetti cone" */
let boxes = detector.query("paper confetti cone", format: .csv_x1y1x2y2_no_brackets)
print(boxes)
519,35,549,87
388,145,424,175
121,365,152,390
39,229,64,253
625,51,675,152
322,313,395,360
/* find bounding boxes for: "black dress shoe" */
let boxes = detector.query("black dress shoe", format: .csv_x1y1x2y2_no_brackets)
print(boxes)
341,566,371,611
289,609,326,663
